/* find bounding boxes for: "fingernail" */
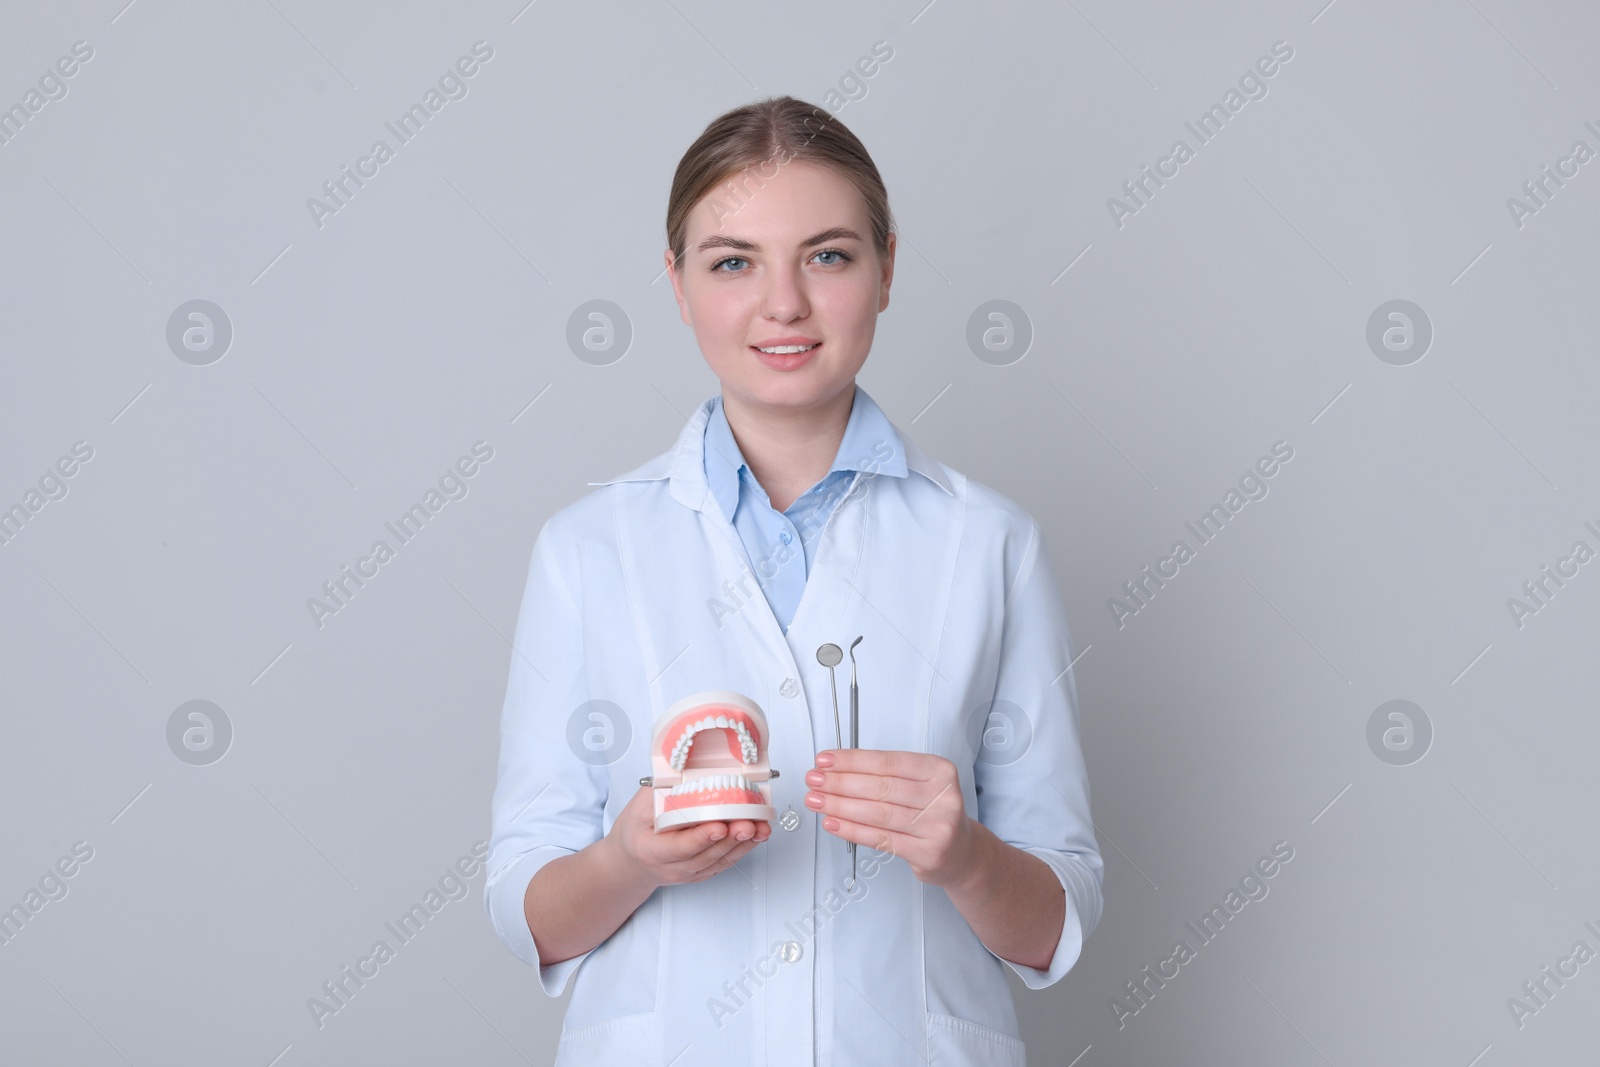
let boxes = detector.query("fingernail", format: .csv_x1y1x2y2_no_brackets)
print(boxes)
816,752,835,767
710,830,725,841
737,831,752,841
805,770,825,786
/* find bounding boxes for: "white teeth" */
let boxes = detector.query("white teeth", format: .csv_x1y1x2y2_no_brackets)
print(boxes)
670,775,757,797
756,344,817,354
669,715,759,771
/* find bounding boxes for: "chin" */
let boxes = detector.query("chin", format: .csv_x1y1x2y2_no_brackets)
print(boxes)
740,378,842,409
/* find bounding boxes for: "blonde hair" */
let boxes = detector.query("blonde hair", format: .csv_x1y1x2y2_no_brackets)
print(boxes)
666,95,894,270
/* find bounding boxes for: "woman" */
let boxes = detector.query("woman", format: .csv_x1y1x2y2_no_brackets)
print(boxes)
484,96,1103,1066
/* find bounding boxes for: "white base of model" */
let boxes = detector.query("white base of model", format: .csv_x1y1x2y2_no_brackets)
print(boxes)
655,800,775,830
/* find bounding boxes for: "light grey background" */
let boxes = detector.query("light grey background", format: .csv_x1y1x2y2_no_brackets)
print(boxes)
2,0,1597,1064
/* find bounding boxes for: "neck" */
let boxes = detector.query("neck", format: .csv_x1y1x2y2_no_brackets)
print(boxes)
720,384,856,512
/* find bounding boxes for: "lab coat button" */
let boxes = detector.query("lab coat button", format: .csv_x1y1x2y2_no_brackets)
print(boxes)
780,805,800,831
780,940,803,963
779,677,800,698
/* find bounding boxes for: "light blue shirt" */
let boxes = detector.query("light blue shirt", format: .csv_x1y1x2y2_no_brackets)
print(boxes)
703,385,907,633
485,385,1104,1065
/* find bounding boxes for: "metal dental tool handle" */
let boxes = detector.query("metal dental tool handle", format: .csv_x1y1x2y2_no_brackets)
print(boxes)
640,771,784,790
816,643,844,751
640,770,783,787
817,643,851,885
848,637,861,751
847,637,862,887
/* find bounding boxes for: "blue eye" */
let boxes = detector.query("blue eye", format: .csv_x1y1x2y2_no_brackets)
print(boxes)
710,249,854,274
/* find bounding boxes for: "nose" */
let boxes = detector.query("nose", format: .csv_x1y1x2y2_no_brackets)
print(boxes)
760,260,810,323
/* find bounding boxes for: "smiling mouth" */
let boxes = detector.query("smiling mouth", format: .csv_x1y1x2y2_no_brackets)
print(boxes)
753,343,820,354
649,691,778,831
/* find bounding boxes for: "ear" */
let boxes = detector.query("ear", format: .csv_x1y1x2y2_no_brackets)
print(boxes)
877,232,897,313
665,248,693,327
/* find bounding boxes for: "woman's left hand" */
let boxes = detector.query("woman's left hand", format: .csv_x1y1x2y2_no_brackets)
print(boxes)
803,749,980,890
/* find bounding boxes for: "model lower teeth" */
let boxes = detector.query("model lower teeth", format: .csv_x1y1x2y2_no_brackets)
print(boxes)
668,775,757,795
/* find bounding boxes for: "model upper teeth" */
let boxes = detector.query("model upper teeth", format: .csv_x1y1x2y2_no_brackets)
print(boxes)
757,344,817,354
670,717,757,771
669,774,757,796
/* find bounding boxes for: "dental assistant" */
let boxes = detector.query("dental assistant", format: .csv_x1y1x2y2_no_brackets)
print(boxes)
484,96,1104,1066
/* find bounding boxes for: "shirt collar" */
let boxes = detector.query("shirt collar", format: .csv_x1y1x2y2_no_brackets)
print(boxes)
702,383,908,524
587,382,954,511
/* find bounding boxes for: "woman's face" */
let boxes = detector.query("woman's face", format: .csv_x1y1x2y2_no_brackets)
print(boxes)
666,160,895,415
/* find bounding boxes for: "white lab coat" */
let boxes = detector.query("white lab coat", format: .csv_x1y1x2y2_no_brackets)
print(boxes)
484,387,1104,1066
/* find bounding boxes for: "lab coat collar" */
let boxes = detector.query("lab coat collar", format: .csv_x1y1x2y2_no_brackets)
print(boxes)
587,384,954,512
703,384,913,524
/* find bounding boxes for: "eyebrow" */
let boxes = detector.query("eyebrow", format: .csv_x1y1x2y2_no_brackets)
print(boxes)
694,226,863,255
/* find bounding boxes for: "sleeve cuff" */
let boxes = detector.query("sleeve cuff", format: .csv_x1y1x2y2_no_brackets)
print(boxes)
997,847,1093,991
484,844,591,997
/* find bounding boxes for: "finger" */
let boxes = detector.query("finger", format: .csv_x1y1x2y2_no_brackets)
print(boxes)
688,835,758,876
652,832,737,875
806,768,936,807
676,824,742,864
818,813,905,859
648,820,727,862
806,790,952,838
660,818,768,865
812,772,962,826
817,749,941,781
695,826,759,861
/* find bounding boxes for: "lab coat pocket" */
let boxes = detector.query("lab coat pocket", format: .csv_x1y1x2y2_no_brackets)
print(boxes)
554,1010,657,1066
927,1011,1028,1067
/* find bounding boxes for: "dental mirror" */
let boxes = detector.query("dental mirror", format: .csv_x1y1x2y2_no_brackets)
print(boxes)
816,643,844,752
816,641,853,887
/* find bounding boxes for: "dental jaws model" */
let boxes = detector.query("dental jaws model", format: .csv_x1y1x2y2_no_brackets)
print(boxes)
641,690,779,832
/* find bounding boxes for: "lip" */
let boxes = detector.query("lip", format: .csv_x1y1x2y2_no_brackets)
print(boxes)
751,336,821,347
751,340,821,371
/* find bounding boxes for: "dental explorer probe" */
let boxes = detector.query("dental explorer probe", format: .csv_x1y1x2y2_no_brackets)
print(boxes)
848,636,862,888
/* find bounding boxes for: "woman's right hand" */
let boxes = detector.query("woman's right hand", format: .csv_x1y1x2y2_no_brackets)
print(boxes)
605,784,771,889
